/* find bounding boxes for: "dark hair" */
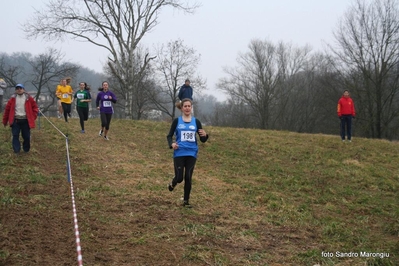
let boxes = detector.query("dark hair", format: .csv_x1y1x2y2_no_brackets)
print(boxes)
79,82,88,90
98,87,104,91
102,81,109,86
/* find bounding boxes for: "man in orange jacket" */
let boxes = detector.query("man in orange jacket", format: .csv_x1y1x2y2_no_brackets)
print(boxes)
2,84,39,154
337,90,356,142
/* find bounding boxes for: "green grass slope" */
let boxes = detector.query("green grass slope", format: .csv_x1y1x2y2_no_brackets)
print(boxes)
0,117,398,265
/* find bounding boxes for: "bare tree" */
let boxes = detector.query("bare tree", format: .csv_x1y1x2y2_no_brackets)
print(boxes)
24,0,199,119
0,52,35,86
276,52,341,133
0,50,79,115
211,97,254,128
105,46,156,119
0,55,24,99
218,39,276,129
28,49,79,112
271,42,312,129
331,0,399,139
218,39,310,129
151,39,205,119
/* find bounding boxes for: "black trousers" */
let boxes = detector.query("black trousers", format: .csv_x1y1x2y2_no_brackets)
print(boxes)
61,102,71,122
77,106,89,130
100,113,113,130
340,115,353,140
172,156,197,202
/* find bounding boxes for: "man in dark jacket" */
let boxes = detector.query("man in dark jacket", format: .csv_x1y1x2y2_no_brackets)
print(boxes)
2,84,39,154
176,79,193,110
178,79,193,101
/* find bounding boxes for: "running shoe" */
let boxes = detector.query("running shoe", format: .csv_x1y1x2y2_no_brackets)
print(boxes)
168,183,174,192
81,130,85,133
183,201,192,208
99,130,103,136
104,136,109,140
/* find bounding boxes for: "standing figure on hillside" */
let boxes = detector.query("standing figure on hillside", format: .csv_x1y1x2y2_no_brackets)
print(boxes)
337,90,356,142
56,79,73,122
74,82,91,133
2,84,39,154
176,79,193,110
96,81,117,140
0,78,7,113
166,98,208,208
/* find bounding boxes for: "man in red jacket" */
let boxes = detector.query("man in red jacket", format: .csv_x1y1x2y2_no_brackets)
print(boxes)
337,90,356,142
2,84,39,154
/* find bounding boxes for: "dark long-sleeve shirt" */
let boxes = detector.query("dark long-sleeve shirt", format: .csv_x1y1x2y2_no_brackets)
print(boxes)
178,85,193,101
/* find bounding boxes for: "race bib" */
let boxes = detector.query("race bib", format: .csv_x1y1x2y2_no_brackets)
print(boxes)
103,101,112,107
62,93,69,98
181,131,195,142
77,93,84,99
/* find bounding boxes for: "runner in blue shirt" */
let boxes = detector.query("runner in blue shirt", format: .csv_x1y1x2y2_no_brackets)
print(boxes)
166,98,208,208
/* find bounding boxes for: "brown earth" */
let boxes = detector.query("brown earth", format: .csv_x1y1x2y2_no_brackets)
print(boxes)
0,120,306,266
1,118,394,266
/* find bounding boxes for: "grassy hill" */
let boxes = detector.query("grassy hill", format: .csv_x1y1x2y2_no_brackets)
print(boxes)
0,117,398,265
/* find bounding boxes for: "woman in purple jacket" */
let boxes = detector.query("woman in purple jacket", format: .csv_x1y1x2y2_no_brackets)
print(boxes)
96,81,117,140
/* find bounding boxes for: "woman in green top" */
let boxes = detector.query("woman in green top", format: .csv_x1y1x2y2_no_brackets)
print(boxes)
74,82,91,133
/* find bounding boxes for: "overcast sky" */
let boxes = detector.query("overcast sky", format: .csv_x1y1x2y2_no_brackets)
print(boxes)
1,0,352,100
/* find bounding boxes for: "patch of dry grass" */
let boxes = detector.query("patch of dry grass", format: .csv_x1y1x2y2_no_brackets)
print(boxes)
1,117,398,265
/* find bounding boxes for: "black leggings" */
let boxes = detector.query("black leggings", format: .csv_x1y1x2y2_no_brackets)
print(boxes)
77,106,89,130
100,113,112,130
172,156,197,201
61,102,71,121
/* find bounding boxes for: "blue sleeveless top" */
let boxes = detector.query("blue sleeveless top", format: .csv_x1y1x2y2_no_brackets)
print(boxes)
174,116,198,158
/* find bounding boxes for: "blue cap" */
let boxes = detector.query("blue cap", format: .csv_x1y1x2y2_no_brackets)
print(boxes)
15,84,24,89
